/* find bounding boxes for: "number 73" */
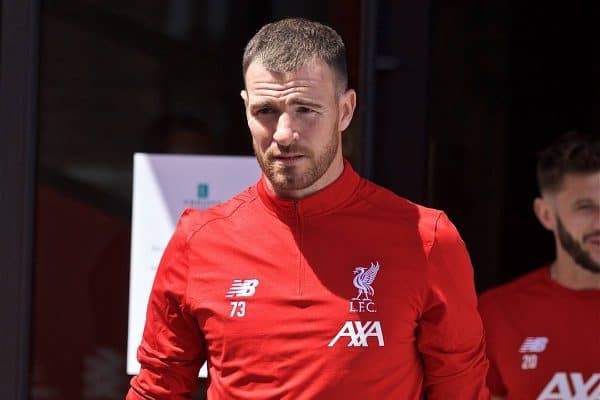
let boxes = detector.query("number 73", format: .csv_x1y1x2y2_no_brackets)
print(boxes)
230,301,246,317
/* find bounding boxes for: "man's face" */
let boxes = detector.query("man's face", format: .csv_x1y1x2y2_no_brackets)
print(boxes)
543,172,600,273
241,59,355,198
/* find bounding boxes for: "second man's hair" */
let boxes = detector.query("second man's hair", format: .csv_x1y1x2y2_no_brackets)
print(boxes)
537,130,600,194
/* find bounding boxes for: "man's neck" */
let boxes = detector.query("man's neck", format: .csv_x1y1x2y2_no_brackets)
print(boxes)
551,251,600,290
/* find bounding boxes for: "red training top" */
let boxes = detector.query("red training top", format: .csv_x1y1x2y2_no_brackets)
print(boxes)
479,266,600,399
128,161,489,399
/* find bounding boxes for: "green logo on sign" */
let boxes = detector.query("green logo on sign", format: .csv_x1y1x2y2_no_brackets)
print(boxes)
197,183,209,198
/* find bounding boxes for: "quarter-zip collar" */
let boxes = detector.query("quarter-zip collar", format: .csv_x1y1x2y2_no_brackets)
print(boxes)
256,159,361,220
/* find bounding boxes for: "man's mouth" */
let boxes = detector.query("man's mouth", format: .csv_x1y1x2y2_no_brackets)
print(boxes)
584,233,600,248
272,154,304,164
587,237,600,246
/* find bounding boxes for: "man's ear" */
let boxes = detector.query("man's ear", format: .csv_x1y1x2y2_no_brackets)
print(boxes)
533,196,556,231
240,90,249,108
338,89,356,132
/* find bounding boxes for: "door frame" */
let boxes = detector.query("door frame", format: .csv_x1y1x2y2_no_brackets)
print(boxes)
0,0,40,398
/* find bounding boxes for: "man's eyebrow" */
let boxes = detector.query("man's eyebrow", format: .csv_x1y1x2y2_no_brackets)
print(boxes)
289,98,324,109
574,198,597,206
249,98,325,110
249,100,275,110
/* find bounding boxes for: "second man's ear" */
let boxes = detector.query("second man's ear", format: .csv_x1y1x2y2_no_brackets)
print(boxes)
240,90,249,107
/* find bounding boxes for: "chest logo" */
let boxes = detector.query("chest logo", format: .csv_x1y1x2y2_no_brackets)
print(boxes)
350,261,380,313
537,372,600,400
519,337,549,370
519,337,549,353
226,279,259,298
328,321,385,347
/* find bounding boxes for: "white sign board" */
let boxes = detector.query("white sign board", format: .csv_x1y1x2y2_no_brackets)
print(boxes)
127,153,261,377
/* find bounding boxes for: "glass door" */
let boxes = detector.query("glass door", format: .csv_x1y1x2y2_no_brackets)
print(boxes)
31,2,361,398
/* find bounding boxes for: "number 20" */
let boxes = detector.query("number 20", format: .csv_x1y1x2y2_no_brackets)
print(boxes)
521,354,538,370
230,301,246,317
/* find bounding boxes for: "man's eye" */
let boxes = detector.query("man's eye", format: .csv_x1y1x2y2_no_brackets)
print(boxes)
297,106,313,113
257,108,274,114
576,204,597,212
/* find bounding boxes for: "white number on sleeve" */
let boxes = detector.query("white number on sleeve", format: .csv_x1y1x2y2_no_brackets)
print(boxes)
229,301,246,318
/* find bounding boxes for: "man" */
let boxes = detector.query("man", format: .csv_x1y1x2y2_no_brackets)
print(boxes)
479,131,600,399
127,18,489,399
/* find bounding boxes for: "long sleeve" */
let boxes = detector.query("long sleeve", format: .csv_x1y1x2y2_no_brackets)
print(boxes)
478,291,509,397
417,212,490,399
127,211,206,399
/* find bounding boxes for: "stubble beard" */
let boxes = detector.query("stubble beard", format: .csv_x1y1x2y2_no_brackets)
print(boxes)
254,126,340,195
556,216,600,274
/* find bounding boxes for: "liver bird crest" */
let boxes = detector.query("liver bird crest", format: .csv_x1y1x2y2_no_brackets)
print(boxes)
352,262,380,300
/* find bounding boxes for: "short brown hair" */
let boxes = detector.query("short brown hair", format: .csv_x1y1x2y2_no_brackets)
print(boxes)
536,130,600,194
242,18,348,93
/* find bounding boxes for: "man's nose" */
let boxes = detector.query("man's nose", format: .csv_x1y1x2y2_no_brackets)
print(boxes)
272,113,297,146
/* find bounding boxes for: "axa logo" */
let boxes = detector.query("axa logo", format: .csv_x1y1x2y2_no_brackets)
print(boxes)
350,261,380,313
328,321,384,347
520,337,549,353
225,279,259,298
536,372,600,400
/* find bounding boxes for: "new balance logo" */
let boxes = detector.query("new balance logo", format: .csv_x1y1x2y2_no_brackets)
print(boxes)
537,372,600,400
519,337,549,353
328,321,384,347
225,279,259,298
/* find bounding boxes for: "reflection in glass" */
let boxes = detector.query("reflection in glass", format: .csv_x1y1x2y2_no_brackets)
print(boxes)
32,2,360,398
